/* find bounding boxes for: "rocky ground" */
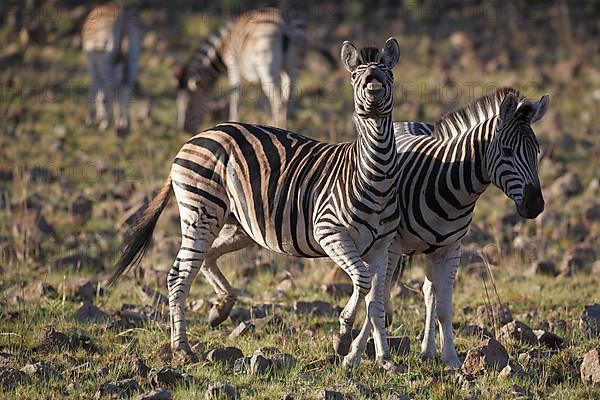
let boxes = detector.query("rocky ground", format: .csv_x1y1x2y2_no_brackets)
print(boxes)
1,1,599,399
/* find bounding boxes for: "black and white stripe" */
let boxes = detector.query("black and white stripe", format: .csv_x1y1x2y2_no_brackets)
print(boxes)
110,38,401,368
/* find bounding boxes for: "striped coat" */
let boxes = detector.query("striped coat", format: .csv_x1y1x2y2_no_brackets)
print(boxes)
110,39,402,369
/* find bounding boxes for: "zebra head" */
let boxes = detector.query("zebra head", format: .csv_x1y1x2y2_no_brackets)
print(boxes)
176,65,212,133
486,92,550,219
341,38,400,119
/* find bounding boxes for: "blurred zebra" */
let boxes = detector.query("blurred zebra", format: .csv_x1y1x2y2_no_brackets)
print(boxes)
82,3,142,136
176,7,336,132
110,39,402,369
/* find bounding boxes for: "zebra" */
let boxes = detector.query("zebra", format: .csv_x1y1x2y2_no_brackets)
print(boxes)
175,7,336,132
110,38,402,369
155,87,549,368
347,87,549,367
82,2,142,136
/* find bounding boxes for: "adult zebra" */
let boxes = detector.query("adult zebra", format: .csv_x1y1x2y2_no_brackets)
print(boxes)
82,2,142,136
110,38,402,369
175,7,336,132
156,87,549,368
346,87,549,366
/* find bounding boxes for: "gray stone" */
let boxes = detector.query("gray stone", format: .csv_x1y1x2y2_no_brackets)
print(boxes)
387,394,410,400
134,388,172,400
580,304,600,337
74,301,110,323
476,303,512,328
271,353,297,371
548,171,582,199
581,349,600,385
205,382,239,399
229,308,251,323
228,321,255,339
294,300,335,316
365,336,410,359
560,246,596,275
529,260,558,276
22,282,58,301
499,360,527,380
232,357,250,374
518,349,556,369
206,347,244,368
131,356,150,378
321,283,353,298
148,367,185,389
20,362,62,379
497,321,537,345
461,338,509,374
95,378,141,399
533,329,564,349
0,366,31,389
320,389,343,400
250,354,271,375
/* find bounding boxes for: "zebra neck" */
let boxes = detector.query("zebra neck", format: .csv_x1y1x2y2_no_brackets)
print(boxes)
352,113,397,185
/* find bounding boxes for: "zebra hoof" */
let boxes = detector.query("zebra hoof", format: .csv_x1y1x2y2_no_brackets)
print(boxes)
208,299,235,327
172,348,199,365
333,332,351,356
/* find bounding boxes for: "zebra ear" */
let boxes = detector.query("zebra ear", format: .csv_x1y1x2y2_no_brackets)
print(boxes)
531,94,550,124
341,41,360,72
499,93,518,127
382,37,400,69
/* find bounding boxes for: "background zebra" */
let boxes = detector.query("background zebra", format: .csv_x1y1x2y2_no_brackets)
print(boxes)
82,2,142,136
175,7,336,132
110,38,402,369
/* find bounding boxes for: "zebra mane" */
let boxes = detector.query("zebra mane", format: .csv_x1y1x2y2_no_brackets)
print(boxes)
358,46,381,64
432,87,527,140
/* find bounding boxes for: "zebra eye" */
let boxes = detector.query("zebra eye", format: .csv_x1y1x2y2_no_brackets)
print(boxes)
502,147,513,157
351,72,357,79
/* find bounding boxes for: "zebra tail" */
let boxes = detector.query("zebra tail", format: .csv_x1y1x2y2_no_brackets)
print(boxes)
107,176,173,286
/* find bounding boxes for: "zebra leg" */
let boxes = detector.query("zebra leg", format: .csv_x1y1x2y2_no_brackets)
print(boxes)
430,245,462,368
201,224,254,327
317,231,371,356
95,52,116,130
167,209,222,363
280,71,291,128
85,52,98,127
115,65,132,137
384,237,403,327
420,269,437,360
260,77,284,128
227,67,241,122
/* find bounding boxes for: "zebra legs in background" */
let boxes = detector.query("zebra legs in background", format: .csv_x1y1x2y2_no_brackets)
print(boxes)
420,244,462,368
86,51,115,131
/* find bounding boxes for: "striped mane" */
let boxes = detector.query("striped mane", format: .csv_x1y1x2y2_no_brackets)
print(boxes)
432,87,526,140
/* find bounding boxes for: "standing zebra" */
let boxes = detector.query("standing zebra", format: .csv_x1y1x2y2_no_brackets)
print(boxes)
82,3,142,136
165,87,549,368
347,87,549,367
175,7,336,132
110,38,402,369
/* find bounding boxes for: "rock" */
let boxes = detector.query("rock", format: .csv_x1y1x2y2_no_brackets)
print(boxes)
134,388,172,400
22,282,58,301
499,360,527,380
457,324,494,339
560,246,596,275
277,277,295,292
0,352,14,367
95,378,141,399
148,367,185,389
70,193,93,226
582,202,600,226
13,207,56,239
0,366,31,389
461,338,509,374
548,171,582,200
580,304,600,337
20,362,62,379
517,349,556,368
497,321,537,345
205,382,239,399
131,356,150,378
229,308,251,323
250,354,271,375
528,260,558,276
320,389,343,400
206,347,244,368
533,330,564,349
232,357,250,374
365,336,410,359
581,349,600,385
593,261,600,275
387,394,410,400
254,347,280,357
321,283,353,298
294,300,335,316
139,286,169,307
228,321,255,339
271,353,297,371
36,326,70,351
73,301,110,323
54,251,104,272
476,303,513,328
508,384,530,398
59,278,104,303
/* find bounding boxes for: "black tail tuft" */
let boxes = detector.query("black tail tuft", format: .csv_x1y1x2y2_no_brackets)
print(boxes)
107,177,172,287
